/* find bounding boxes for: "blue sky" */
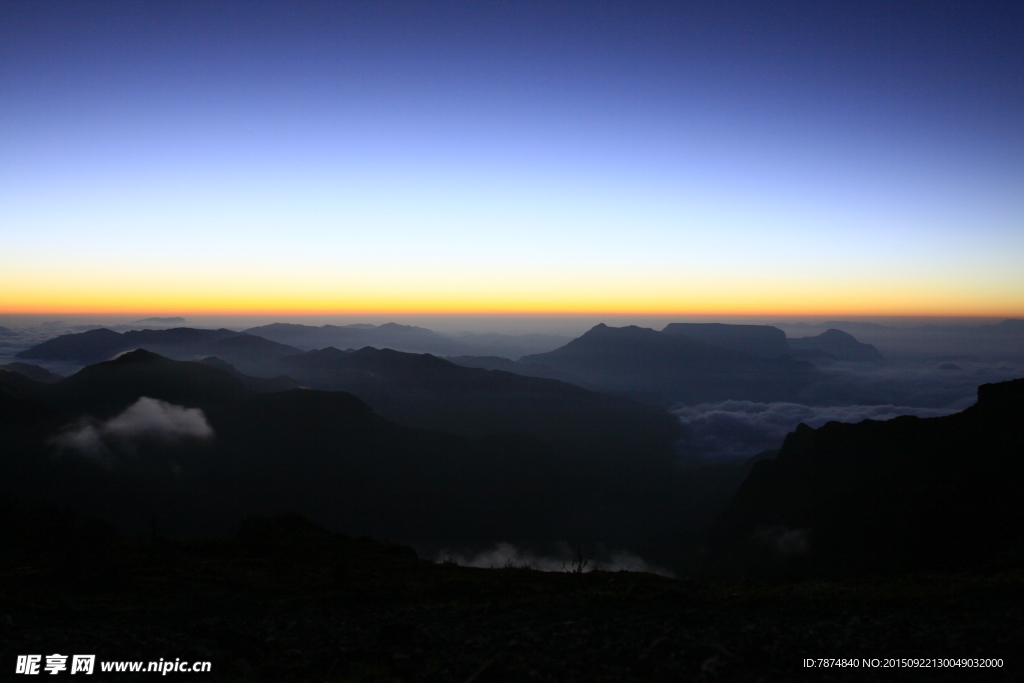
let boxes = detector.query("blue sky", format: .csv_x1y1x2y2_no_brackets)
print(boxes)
2,1,1022,314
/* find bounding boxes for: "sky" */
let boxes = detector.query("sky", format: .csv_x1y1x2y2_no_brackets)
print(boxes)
2,1,1023,316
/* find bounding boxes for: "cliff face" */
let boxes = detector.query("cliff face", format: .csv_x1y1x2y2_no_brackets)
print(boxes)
713,377,1024,575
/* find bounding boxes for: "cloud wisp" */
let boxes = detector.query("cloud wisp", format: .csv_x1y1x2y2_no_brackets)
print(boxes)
51,397,214,459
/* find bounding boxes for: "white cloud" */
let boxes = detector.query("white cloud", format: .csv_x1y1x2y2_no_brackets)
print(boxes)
51,397,213,459
103,397,213,441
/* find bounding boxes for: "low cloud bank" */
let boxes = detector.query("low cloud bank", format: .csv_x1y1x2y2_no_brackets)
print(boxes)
672,401,957,462
52,397,214,458
804,360,1024,409
435,542,674,577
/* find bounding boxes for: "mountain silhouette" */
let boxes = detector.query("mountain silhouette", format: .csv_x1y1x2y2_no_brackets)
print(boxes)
0,351,700,549
242,322,468,355
521,324,817,404
55,349,251,413
198,356,302,393
16,327,301,373
787,328,883,362
0,362,63,383
712,377,1024,575
279,346,678,458
662,323,789,357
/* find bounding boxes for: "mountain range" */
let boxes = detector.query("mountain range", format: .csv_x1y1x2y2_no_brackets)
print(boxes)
4,325,1024,577
15,321,900,407
0,350,701,550
16,327,298,375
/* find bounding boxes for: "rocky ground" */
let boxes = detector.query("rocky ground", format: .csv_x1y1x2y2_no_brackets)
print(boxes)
1,517,1020,682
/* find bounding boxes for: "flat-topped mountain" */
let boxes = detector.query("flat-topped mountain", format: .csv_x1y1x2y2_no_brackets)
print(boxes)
520,324,817,404
713,377,1024,575
787,328,883,361
662,323,790,357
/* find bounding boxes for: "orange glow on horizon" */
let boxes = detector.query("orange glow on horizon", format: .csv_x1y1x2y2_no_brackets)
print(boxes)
3,301,1022,318
3,267,1022,319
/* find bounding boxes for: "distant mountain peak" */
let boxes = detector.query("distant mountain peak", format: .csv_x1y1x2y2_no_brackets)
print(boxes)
787,328,883,362
818,328,856,339
110,348,166,364
79,327,120,338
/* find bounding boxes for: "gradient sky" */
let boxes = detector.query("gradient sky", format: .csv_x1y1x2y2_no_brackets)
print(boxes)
2,1,1022,315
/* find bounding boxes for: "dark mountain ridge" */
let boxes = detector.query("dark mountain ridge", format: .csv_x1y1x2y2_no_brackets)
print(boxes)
241,321,466,355
0,362,63,383
0,351,695,550
713,376,1024,575
55,349,252,414
16,329,681,458
279,346,678,459
16,327,301,376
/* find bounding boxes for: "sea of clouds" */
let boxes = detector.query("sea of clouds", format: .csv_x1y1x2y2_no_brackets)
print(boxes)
672,400,959,463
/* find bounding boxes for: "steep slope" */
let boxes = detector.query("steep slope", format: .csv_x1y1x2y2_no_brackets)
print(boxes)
521,324,816,404
713,377,1024,574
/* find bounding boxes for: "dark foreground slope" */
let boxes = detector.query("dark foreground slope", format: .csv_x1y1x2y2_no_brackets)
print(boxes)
1,512,1019,682
0,351,693,550
713,377,1024,575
